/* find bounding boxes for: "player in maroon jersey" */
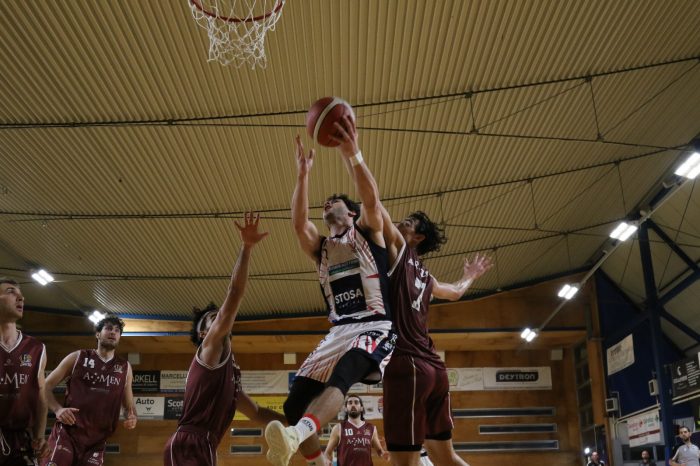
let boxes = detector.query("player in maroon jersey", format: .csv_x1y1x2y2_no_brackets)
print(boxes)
382,212,491,466
323,395,388,466
164,213,286,466
0,277,49,465
41,315,137,466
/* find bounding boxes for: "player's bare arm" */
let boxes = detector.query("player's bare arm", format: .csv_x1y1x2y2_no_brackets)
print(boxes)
291,135,322,261
323,423,341,463
32,346,49,458
200,213,268,367
340,155,404,263
432,253,493,301
122,363,137,429
371,428,389,460
237,391,287,426
45,351,80,425
331,115,384,245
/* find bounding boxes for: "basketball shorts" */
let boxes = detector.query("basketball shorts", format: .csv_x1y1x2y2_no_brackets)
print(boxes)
40,424,104,466
0,428,35,466
296,320,396,384
164,426,217,466
383,355,454,448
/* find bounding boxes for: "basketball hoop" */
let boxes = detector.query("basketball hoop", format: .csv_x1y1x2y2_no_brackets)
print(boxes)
188,0,286,68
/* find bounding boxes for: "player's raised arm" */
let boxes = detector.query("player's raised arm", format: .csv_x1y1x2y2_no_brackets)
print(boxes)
331,116,383,237
200,213,268,367
45,351,80,425
291,136,322,262
432,253,493,301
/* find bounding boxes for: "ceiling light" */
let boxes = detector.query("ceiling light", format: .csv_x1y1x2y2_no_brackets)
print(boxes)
558,284,579,300
31,269,54,286
521,328,537,341
584,447,591,455
88,310,106,324
675,152,700,179
609,222,637,241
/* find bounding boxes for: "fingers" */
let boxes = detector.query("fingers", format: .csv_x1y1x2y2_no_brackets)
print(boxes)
295,135,303,157
234,220,243,231
333,121,351,142
344,114,357,138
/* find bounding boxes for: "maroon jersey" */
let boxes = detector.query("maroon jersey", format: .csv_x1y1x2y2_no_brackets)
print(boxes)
337,420,375,466
62,349,128,446
177,347,241,447
388,245,443,366
0,332,45,430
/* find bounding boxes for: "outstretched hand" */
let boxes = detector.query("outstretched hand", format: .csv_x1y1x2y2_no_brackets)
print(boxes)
463,252,493,281
235,212,270,247
295,135,315,176
330,114,359,158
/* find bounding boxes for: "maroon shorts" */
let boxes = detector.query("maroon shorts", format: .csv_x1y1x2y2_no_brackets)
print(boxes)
164,426,217,466
383,355,453,448
0,428,34,466
40,424,104,466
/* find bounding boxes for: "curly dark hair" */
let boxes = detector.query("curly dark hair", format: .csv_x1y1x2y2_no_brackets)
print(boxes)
326,194,361,221
190,302,218,346
409,210,447,256
343,395,365,421
95,315,125,334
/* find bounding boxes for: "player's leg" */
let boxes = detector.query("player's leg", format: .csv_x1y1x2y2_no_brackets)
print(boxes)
164,430,215,466
266,323,396,466
267,351,375,466
423,438,467,466
384,355,431,466
282,376,326,464
423,368,468,466
39,424,76,466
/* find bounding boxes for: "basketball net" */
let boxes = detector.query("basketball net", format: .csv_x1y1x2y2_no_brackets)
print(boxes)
189,0,285,68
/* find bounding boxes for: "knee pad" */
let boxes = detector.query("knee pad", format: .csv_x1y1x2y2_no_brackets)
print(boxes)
283,376,325,424
326,350,375,395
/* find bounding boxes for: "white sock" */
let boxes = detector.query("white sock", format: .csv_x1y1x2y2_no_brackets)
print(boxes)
294,414,320,444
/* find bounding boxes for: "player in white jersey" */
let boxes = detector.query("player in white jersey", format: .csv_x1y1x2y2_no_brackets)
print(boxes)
265,121,395,466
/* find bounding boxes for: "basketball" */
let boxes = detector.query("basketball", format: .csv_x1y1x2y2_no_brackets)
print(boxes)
305,97,356,147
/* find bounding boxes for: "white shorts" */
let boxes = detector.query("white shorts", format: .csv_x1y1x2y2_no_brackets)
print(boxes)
296,320,396,384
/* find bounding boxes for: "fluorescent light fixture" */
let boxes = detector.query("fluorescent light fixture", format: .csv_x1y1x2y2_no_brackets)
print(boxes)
88,310,106,324
521,328,537,341
609,222,637,241
558,284,579,300
675,152,700,179
31,269,54,286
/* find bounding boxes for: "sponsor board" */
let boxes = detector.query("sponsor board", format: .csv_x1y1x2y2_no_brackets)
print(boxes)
135,396,165,419
160,370,187,393
607,334,635,375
